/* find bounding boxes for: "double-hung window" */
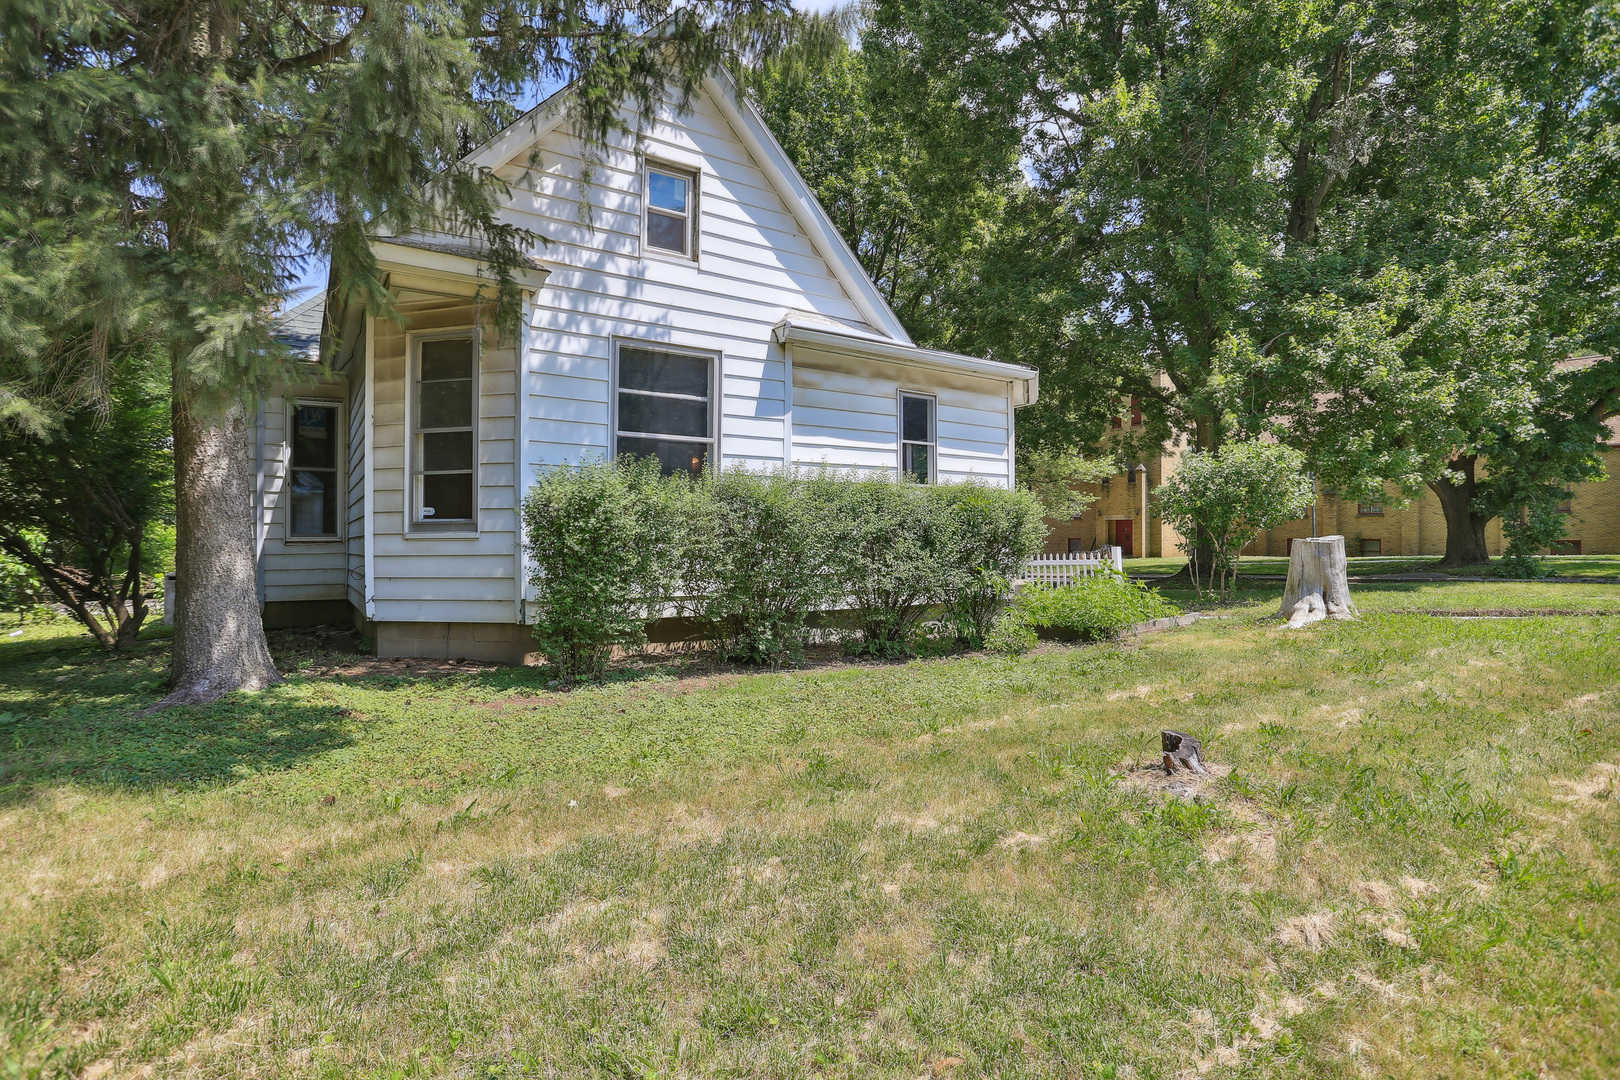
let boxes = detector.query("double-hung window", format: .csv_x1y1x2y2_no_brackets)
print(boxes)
645,164,695,257
900,392,935,483
411,334,477,527
289,402,340,537
614,344,713,477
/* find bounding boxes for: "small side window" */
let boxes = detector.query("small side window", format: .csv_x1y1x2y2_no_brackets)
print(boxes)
645,165,695,257
900,393,935,483
1359,538,1382,556
289,402,340,537
1357,502,1384,516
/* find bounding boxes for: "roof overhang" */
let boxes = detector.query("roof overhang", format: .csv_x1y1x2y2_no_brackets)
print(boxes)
373,239,551,298
774,319,1038,406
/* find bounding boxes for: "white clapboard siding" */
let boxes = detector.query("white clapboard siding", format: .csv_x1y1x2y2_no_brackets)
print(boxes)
366,296,521,625
1020,549,1126,587
513,90,884,490
790,347,1014,484
256,372,350,607
346,341,367,610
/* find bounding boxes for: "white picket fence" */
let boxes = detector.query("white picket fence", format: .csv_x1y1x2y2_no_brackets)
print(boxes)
1020,547,1125,587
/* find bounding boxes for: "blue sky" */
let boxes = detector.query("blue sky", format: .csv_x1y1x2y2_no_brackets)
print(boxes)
283,0,847,309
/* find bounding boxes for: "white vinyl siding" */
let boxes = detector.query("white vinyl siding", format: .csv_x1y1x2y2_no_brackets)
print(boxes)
789,349,1013,484
368,298,520,625
505,90,877,481
346,344,367,610
255,376,349,605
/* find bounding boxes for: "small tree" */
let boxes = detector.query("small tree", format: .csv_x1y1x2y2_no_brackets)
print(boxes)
1154,441,1315,600
0,363,172,648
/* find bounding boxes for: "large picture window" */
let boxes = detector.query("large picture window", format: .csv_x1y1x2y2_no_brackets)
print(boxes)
289,402,339,537
900,392,935,483
412,334,477,526
614,344,713,477
645,164,695,257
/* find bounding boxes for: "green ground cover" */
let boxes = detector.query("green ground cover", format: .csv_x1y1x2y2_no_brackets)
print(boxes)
2,583,1617,1079
1124,554,1620,580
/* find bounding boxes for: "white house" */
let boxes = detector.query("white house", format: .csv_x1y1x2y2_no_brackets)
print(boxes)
262,72,1039,663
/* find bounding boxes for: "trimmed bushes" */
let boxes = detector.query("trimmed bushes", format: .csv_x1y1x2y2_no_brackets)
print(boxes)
520,456,686,681
522,462,1048,676
988,574,1182,655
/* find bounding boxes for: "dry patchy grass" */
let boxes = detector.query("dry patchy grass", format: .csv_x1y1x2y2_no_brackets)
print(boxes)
0,587,1617,1079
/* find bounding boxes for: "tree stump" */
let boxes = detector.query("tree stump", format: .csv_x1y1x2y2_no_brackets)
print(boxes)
1278,535,1357,628
1162,730,1207,775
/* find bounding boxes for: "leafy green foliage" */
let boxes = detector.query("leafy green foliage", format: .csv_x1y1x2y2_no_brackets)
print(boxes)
1153,442,1316,599
682,466,841,666
524,465,1045,671
521,458,686,682
989,575,1180,655
0,356,172,647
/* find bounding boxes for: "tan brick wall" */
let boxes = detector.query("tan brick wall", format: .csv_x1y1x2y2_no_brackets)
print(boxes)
1053,447,1619,558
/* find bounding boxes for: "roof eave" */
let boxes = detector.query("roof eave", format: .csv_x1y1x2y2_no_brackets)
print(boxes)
775,321,1039,404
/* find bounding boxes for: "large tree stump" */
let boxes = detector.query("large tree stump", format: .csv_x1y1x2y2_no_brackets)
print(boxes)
1162,730,1207,775
1279,535,1357,628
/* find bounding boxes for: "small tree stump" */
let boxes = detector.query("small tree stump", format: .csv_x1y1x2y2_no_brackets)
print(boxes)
1279,535,1357,628
1162,730,1207,775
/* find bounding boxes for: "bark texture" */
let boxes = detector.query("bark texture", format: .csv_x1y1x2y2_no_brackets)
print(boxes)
1162,730,1207,775
157,396,280,707
1427,456,1493,568
1279,535,1357,627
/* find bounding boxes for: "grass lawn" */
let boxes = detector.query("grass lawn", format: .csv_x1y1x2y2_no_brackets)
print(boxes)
2,582,1617,1079
1125,554,1620,580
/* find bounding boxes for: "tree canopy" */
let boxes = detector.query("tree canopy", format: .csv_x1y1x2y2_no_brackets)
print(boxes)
1,0,793,702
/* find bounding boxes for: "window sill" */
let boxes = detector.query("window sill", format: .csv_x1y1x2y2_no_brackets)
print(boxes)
406,523,479,539
283,536,345,544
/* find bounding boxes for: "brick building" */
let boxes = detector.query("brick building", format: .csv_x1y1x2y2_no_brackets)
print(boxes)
1042,412,1620,559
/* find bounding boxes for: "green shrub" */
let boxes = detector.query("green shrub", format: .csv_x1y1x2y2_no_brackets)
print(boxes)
521,457,686,681
819,475,960,656
682,466,838,665
932,482,1046,647
990,574,1180,654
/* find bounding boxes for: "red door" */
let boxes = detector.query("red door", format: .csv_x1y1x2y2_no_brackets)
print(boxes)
1113,518,1133,558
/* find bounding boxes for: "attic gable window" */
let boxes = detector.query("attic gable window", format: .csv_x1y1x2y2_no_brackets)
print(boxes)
645,164,695,257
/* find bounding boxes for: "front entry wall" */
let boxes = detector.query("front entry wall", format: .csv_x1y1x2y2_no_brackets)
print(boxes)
369,296,523,631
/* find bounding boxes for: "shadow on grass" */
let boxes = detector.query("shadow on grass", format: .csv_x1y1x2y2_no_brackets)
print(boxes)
0,624,359,804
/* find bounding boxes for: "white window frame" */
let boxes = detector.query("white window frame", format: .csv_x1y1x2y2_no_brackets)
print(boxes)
897,390,937,483
611,339,718,474
642,160,699,262
406,326,480,536
283,396,345,542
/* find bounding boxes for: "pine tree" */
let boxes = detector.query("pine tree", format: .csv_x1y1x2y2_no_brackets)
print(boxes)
0,0,789,704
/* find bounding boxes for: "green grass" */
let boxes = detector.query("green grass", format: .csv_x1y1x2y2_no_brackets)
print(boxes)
2,586,1618,1079
1125,554,1620,580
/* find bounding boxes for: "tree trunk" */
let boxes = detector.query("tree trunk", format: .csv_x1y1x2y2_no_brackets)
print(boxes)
156,394,279,708
1427,456,1493,569
1279,535,1356,627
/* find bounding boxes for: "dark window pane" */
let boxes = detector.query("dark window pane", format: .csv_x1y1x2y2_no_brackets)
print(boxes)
419,378,472,429
617,437,709,478
619,392,708,438
902,395,931,443
421,338,473,381
648,170,688,213
421,430,474,472
647,210,687,253
292,405,336,469
422,473,474,521
290,470,337,535
905,442,931,483
618,348,709,396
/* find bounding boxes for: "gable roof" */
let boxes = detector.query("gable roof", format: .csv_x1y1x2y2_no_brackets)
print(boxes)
461,68,914,344
272,292,326,360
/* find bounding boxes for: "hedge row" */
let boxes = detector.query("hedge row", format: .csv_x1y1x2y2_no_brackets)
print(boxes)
520,459,1046,679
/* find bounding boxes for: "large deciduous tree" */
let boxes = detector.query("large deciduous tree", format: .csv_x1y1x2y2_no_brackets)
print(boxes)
0,0,789,705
